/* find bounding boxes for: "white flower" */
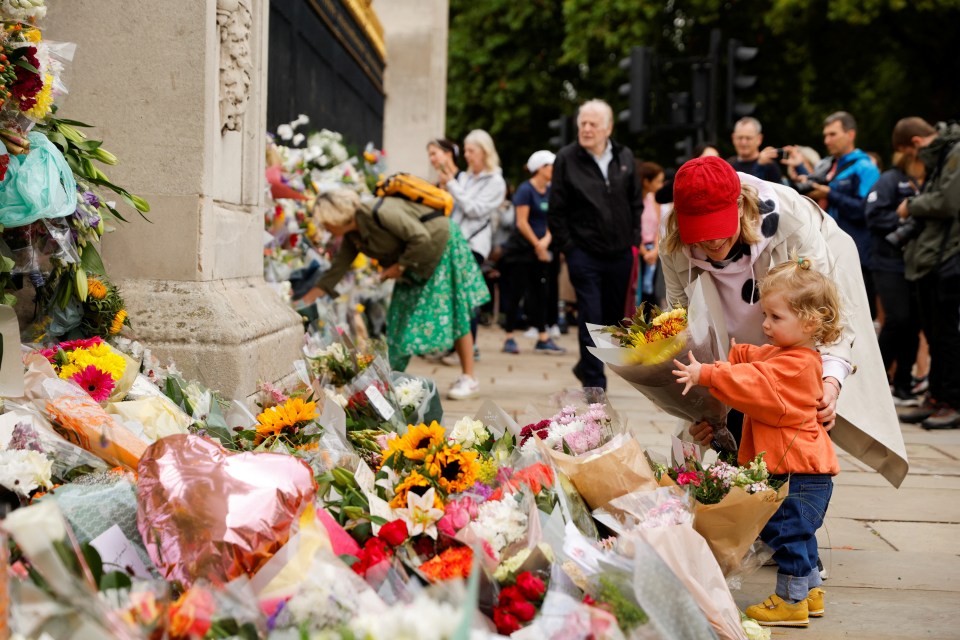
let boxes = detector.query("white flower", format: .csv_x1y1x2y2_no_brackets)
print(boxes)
394,488,443,539
293,113,310,128
276,124,294,141
323,388,349,409
349,593,459,640
394,377,427,410
448,416,489,449
0,449,53,497
292,133,305,146
2,500,66,556
471,497,528,554
742,617,771,640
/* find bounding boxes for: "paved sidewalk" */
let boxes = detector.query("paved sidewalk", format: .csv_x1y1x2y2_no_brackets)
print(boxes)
408,326,960,640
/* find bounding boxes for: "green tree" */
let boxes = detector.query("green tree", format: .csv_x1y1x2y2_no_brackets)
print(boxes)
447,0,960,177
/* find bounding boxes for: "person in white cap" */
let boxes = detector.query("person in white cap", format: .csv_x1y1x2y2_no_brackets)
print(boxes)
498,150,565,355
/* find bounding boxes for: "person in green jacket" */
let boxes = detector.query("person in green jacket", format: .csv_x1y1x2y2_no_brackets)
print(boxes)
300,188,490,400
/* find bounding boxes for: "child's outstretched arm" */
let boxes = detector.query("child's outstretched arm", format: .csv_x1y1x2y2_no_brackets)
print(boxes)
672,351,702,396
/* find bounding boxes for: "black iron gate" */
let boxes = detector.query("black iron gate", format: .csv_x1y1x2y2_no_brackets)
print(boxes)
267,0,385,148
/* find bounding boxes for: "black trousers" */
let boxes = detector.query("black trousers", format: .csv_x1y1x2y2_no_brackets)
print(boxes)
915,269,960,408
873,269,920,390
566,246,633,389
501,261,552,334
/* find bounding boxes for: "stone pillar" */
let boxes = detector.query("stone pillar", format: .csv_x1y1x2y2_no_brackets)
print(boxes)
375,0,449,179
44,0,302,400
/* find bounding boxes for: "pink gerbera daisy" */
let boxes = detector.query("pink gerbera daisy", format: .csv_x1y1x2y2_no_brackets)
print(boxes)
59,337,104,352
71,365,116,402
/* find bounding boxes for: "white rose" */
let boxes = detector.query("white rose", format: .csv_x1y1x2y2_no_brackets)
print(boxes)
0,449,53,496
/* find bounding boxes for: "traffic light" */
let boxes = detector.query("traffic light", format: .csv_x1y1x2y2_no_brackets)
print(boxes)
726,39,758,127
667,92,690,127
548,116,570,148
617,46,652,133
674,135,694,166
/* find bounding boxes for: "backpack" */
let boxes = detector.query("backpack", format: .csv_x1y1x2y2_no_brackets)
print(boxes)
374,173,454,216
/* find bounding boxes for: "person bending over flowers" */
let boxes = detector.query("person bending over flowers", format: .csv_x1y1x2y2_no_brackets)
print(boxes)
673,257,842,628
298,189,490,400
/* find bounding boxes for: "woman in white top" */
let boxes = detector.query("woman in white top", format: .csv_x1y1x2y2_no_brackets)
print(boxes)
437,129,507,352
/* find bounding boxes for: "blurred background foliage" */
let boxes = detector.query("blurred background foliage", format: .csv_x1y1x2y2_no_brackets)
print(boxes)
447,0,960,185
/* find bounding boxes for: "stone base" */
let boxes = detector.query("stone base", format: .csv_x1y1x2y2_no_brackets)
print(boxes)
118,276,304,400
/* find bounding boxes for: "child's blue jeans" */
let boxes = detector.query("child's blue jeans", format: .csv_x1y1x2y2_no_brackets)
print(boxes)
761,474,834,602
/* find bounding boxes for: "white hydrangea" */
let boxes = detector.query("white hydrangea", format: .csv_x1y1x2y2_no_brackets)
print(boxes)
394,377,426,410
0,449,53,496
471,497,528,555
447,416,489,450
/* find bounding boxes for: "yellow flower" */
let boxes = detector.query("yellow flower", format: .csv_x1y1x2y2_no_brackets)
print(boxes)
425,445,480,494
355,303,365,314
390,470,442,509
58,363,82,380
351,253,368,269
390,421,446,463
88,277,108,300
363,151,377,163
24,28,41,43
475,457,498,484
255,397,319,438
110,309,128,335
26,73,54,120
64,345,127,382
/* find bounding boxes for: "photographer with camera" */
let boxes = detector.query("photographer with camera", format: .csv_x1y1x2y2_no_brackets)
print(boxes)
727,117,785,184
805,112,880,317
865,151,924,405
891,117,960,429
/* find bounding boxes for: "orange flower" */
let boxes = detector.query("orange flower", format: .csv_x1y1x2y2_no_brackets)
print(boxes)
255,397,318,439
420,546,473,582
168,587,215,639
424,445,479,494
109,309,128,335
87,277,108,300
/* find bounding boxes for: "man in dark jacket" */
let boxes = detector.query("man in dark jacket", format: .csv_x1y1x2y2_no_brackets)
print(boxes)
549,99,643,389
892,118,960,429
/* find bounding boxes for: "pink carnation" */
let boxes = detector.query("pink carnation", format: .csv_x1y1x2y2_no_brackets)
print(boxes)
676,471,702,487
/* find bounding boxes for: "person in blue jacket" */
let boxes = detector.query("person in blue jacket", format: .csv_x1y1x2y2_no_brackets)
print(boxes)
865,152,923,403
806,111,880,316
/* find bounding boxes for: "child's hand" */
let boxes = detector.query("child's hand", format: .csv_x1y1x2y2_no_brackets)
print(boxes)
672,351,703,396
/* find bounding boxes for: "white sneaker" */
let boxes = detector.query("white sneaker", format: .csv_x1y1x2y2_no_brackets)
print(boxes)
439,352,460,367
548,325,562,339
522,327,539,339
447,375,480,400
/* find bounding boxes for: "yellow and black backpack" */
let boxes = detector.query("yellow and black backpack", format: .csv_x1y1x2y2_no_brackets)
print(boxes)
374,173,454,216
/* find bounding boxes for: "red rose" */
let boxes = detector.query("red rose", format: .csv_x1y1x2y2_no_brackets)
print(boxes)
506,598,536,622
498,586,525,605
515,572,546,601
378,520,409,546
493,608,521,635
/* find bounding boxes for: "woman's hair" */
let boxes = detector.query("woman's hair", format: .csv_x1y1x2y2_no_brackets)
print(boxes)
637,161,664,184
427,137,459,159
464,129,500,172
313,189,360,227
760,257,844,345
662,183,763,254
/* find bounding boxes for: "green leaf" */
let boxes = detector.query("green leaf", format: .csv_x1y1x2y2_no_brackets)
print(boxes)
165,376,186,408
53,118,94,128
14,59,39,74
80,543,104,586
100,570,133,591
46,131,68,151
79,244,106,275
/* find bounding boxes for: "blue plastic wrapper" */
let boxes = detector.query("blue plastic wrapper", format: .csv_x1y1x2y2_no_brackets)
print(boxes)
0,130,78,228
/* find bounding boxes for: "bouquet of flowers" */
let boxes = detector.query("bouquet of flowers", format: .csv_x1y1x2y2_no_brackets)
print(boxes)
651,453,787,575
588,275,736,450
37,336,126,402
518,402,615,456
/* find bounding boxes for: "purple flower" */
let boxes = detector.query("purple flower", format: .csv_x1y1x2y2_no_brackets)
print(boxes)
468,481,494,500
82,191,101,208
8,422,44,452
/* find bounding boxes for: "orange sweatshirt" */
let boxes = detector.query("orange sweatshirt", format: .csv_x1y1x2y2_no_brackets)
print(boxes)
699,343,840,476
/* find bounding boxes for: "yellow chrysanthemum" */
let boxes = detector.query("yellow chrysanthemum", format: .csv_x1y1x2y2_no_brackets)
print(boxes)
392,421,446,462
58,363,82,380
390,470,443,509
475,457,499,485
110,309,128,335
64,345,127,382
88,277,108,300
425,445,480,494
25,73,54,120
24,28,41,43
651,307,686,326
255,397,319,438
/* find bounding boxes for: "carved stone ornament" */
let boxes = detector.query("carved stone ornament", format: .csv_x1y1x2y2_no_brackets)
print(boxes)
217,0,253,134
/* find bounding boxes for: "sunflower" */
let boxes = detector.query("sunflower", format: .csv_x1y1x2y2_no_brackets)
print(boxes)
390,470,443,509
255,397,319,439
393,421,446,462
109,309,128,335
425,445,480,494
87,277,108,300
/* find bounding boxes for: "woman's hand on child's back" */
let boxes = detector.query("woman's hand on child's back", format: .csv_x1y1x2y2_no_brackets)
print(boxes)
688,421,714,446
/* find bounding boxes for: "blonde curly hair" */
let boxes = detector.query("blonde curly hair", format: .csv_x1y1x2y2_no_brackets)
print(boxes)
759,257,844,346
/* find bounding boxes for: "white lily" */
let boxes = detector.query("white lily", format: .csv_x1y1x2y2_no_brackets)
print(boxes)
394,488,443,539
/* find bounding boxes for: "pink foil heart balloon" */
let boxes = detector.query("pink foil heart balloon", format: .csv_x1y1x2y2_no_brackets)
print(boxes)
136,434,317,586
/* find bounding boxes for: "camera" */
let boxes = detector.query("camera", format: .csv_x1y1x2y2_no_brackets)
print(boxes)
775,148,787,161
885,217,923,248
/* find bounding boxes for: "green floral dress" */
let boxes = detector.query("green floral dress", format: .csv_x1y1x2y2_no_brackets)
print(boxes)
387,221,490,370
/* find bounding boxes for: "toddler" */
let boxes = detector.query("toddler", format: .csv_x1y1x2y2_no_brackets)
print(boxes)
673,257,843,627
